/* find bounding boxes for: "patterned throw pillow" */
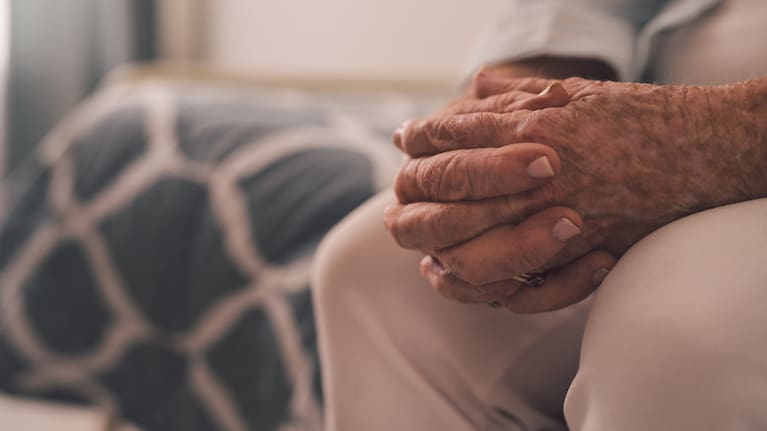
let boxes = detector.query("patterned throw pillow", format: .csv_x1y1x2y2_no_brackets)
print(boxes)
0,81,437,431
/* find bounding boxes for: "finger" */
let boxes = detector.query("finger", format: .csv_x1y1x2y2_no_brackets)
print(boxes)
505,251,617,314
392,82,566,154
435,207,584,286
473,74,554,99
384,194,542,252
441,90,529,115
446,83,569,116
394,143,560,203
395,108,549,157
393,113,503,156
420,256,524,304
505,82,569,112
540,216,621,270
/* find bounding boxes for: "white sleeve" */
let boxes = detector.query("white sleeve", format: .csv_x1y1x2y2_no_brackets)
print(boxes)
465,0,670,81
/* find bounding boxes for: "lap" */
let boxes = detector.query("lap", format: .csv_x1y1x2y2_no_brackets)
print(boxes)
316,190,767,430
566,198,767,430
314,190,589,430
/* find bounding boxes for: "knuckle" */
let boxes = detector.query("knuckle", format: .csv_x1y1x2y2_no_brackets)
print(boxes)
414,159,433,195
424,205,450,244
484,150,512,196
424,117,459,147
475,111,503,136
410,157,449,202
431,155,453,198
418,157,445,200
430,153,466,201
429,112,504,148
392,164,413,202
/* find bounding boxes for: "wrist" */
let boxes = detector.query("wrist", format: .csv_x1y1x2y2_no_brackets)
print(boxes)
719,78,767,199
655,80,767,213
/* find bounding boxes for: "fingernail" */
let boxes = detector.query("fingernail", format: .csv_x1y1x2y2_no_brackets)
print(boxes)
592,268,610,287
528,156,555,179
552,217,581,242
540,81,563,95
384,204,397,217
392,127,404,149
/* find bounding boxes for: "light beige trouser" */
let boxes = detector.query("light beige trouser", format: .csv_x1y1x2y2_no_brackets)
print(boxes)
313,190,767,430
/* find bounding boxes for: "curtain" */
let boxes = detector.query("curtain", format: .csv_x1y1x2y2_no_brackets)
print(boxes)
5,0,156,170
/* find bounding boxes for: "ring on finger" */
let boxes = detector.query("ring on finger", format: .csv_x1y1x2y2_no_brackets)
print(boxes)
487,273,545,308
511,273,545,288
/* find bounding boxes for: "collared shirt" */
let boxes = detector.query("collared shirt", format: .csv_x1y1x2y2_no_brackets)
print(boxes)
466,0,722,82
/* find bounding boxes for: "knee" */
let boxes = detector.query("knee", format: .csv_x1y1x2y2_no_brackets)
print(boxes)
565,289,746,430
312,205,374,317
312,190,411,317
565,296,766,431
565,199,767,430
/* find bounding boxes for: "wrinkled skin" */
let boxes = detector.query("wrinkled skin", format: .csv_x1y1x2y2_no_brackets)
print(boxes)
385,75,767,312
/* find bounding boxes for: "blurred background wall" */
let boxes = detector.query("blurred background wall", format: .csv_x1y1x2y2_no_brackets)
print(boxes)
199,0,508,80
2,0,507,177
159,0,507,81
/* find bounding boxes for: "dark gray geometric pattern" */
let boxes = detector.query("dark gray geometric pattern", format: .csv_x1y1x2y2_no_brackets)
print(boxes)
0,80,436,430
241,148,375,265
24,240,113,355
71,105,148,202
206,308,292,431
98,178,250,333
0,160,51,273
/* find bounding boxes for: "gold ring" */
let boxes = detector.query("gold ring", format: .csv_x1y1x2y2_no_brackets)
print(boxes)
511,273,545,288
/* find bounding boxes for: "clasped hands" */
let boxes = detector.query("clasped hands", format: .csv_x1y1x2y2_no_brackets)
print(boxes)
384,72,749,313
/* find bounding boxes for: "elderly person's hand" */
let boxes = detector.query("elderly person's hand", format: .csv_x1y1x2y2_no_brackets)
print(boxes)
436,57,617,116
385,75,767,312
